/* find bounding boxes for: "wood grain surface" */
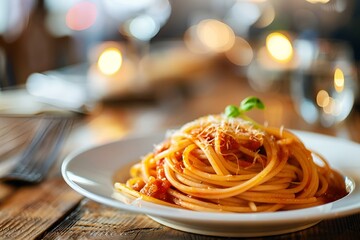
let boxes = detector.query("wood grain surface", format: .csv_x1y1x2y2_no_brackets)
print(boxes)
0,179,82,240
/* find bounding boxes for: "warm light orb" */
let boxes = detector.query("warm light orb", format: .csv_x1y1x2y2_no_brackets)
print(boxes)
316,90,330,107
225,37,253,66
197,19,235,53
97,48,123,75
323,97,338,115
334,68,345,92
266,32,293,62
255,4,275,28
184,25,205,54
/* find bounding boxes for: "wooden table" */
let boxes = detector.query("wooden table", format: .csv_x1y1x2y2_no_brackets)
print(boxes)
1,77,359,239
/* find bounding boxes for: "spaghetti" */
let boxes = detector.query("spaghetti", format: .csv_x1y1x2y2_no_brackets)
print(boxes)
114,113,347,213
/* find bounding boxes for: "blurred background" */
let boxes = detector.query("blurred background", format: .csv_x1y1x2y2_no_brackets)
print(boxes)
0,0,359,128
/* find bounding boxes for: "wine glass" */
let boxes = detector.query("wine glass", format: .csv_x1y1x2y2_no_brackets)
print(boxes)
103,0,171,55
101,0,172,92
291,39,358,127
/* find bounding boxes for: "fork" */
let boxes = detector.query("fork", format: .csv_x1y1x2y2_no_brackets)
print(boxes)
1,117,74,184
0,118,36,160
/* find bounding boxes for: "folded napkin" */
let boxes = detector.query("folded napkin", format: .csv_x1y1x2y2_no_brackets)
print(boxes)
0,87,87,115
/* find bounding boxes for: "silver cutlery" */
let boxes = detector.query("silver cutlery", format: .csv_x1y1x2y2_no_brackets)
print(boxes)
1,116,74,184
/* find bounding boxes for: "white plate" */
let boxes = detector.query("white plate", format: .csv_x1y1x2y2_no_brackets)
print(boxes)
61,130,360,237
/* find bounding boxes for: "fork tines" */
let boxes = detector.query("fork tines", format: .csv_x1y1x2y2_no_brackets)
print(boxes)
2,117,74,184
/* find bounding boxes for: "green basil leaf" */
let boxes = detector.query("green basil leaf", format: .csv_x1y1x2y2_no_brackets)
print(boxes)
225,105,240,118
239,97,265,112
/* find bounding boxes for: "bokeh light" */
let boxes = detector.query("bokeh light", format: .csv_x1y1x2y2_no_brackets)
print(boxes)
334,67,345,92
266,32,293,63
322,97,337,115
97,48,123,75
316,90,330,107
197,19,235,53
254,3,275,28
225,1,261,36
184,25,207,54
184,19,236,54
122,15,159,41
66,1,97,31
225,37,253,66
